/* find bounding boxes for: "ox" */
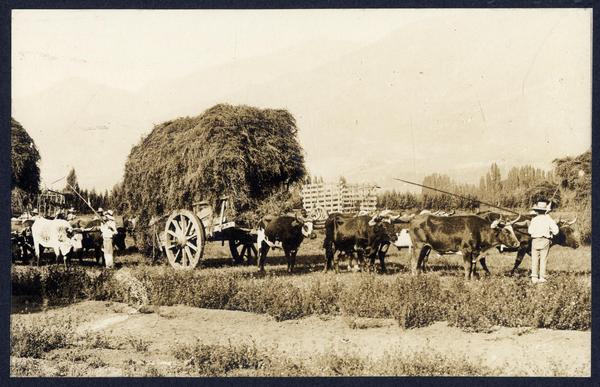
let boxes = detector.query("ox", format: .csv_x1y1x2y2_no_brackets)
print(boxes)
256,214,316,273
322,211,406,274
76,219,127,265
409,214,522,279
476,211,579,275
11,219,35,263
31,218,83,267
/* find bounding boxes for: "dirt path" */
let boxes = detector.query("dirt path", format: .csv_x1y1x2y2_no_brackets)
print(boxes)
12,300,590,376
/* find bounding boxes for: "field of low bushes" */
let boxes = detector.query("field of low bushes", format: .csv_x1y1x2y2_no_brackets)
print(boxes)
10,317,587,377
11,264,591,332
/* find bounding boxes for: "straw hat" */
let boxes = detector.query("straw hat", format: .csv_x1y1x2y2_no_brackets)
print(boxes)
531,201,550,212
105,213,115,221
68,207,75,213
31,209,39,214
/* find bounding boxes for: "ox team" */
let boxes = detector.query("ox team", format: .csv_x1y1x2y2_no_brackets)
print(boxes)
256,199,576,283
14,207,122,268
13,199,576,283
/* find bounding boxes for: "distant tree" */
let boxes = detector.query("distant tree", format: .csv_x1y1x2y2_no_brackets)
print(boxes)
339,176,347,186
11,118,41,213
66,168,80,191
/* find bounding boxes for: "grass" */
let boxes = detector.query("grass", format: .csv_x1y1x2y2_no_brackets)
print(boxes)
10,312,589,377
10,237,591,332
10,317,74,358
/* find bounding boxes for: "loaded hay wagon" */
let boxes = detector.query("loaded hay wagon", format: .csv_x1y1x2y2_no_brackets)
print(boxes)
160,196,258,270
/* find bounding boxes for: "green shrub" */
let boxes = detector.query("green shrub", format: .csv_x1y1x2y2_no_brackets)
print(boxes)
529,275,591,330
11,268,42,296
138,268,238,309
228,277,307,321
173,341,268,376
10,357,42,376
393,275,446,329
446,275,591,332
42,266,91,305
339,274,395,318
302,276,342,316
373,350,497,376
11,318,74,358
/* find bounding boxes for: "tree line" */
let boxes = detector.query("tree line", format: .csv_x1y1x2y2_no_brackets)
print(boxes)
378,151,590,212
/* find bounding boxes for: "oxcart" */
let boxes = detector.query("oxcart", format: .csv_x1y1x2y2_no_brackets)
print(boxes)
160,197,258,270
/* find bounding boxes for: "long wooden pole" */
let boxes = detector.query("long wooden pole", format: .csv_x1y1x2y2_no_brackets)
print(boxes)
392,177,520,215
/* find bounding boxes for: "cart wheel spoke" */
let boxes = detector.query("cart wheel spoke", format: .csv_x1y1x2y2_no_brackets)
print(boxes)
185,221,193,237
181,217,188,238
186,242,198,252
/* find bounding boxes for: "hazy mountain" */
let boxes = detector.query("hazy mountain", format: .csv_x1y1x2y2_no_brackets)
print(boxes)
12,12,590,192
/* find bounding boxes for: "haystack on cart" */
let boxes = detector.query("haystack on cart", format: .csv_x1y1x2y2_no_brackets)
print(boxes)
161,196,258,270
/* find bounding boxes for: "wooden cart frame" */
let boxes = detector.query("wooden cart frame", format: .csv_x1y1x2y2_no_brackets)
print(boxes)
161,197,258,270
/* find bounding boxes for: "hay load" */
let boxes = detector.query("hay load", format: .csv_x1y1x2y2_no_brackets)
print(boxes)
11,118,41,214
121,103,306,251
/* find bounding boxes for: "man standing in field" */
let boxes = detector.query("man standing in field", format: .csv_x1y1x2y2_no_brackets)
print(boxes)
528,201,559,284
100,210,118,268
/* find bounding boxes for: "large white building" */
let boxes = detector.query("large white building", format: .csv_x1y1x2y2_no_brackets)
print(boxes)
301,182,378,214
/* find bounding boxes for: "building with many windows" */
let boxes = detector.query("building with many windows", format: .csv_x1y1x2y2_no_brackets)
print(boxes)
301,182,378,214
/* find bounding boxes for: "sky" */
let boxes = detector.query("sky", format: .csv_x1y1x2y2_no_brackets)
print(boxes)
11,9,592,193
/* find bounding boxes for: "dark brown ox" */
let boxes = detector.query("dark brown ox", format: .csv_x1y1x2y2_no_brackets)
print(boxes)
256,214,316,273
322,211,407,273
409,214,522,279
476,211,579,275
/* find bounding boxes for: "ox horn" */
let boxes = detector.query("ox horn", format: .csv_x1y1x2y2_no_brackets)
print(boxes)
368,215,379,226
567,216,577,225
507,214,521,225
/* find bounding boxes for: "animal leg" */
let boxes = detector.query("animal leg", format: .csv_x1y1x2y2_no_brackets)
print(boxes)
479,257,491,276
410,245,421,275
510,248,528,276
333,251,342,274
284,248,292,273
258,243,269,272
324,246,336,273
355,250,364,272
290,249,298,272
378,243,389,273
462,251,473,280
34,243,41,266
421,247,432,272
471,251,481,279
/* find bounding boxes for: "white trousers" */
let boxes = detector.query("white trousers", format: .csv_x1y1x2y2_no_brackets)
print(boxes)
103,237,114,268
531,237,550,280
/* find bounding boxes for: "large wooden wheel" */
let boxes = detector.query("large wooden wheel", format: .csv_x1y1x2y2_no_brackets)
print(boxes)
229,236,258,265
164,209,205,270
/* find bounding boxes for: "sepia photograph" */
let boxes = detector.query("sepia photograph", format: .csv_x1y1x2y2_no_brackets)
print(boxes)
9,8,592,377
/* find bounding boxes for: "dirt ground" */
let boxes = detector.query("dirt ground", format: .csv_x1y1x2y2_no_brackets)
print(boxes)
11,300,591,376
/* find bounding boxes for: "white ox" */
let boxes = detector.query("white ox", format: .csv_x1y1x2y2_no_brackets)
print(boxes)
31,218,83,267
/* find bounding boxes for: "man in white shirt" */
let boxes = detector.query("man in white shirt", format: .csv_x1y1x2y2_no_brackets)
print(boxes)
66,208,77,221
527,201,559,284
100,210,118,268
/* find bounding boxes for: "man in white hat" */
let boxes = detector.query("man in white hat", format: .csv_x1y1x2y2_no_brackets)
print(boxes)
66,207,77,221
100,210,118,268
94,207,104,221
527,200,559,284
